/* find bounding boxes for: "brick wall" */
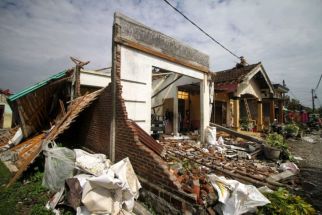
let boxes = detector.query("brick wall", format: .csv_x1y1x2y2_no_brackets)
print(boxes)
59,25,199,213
112,42,198,212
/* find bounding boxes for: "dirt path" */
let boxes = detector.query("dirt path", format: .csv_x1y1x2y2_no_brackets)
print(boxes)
287,130,322,212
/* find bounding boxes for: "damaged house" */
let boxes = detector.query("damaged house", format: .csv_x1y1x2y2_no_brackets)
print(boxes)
3,13,214,214
1,12,298,215
212,62,288,131
79,13,212,141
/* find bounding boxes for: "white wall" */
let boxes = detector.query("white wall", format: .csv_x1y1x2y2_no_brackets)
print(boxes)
80,71,111,87
120,46,209,137
236,78,262,100
0,94,12,128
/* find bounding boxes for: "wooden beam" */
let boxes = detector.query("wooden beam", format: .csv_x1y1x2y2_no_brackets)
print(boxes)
210,122,264,144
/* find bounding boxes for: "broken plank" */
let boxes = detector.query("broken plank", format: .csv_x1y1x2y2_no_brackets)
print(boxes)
210,123,264,144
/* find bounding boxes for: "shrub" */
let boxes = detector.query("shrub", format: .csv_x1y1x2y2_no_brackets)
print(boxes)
266,133,286,149
257,188,316,215
284,123,299,136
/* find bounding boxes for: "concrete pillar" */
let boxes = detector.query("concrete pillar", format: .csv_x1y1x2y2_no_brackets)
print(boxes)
200,74,210,143
233,97,240,130
257,101,263,131
270,99,275,123
173,87,179,136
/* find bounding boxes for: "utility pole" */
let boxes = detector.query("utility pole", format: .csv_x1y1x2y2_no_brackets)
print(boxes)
312,89,315,113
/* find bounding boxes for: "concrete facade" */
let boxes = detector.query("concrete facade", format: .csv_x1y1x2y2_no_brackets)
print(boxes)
0,94,12,129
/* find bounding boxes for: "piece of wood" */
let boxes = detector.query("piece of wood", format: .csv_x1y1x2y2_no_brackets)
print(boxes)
59,99,66,115
267,170,295,183
210,123,264,144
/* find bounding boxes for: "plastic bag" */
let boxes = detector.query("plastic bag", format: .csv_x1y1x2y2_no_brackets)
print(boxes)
74,149,110,176
279,162,299,174
42,141,76,191
208,174,270,215
206,126,217,145
81,157,141,214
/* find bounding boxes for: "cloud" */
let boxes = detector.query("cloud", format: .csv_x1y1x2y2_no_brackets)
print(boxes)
0,0,322,107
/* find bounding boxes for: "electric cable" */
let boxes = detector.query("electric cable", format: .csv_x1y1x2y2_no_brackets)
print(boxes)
162,0,240,59
315,74,322,90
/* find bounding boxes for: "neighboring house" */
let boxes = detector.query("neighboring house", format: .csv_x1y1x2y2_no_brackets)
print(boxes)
0,89,13,129
272,82,289,123
212,62,276,131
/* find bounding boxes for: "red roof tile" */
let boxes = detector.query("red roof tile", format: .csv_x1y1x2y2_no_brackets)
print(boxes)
214,63,261,84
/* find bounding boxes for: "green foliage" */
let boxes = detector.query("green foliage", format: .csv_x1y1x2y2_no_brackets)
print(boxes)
0,160,11,185
266,133,287,149
0,171,53,215
284,123,299,136
30,204,54,215
257,188,316,215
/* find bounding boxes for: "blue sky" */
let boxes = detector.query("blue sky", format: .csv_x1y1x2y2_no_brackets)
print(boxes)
0,0,321,107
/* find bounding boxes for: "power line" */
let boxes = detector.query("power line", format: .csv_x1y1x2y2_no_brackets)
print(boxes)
162,0,240,59
315,73,322,90
289,89,299,101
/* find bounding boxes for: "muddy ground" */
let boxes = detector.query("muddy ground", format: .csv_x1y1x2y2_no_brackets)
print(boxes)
287,130,322,213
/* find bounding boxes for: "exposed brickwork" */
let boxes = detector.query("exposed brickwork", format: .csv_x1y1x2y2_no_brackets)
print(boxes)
79,85,112,155
59,23,199,213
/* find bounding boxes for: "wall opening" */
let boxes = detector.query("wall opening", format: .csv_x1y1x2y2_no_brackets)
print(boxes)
151,66,202,138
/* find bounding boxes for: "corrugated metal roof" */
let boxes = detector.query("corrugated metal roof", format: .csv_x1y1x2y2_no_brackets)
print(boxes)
8,70,68,102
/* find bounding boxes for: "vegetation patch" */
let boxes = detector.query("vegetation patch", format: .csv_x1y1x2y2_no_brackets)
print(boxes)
257,188,316,215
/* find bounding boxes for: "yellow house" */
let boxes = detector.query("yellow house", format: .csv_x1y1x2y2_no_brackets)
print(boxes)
212,62,278,131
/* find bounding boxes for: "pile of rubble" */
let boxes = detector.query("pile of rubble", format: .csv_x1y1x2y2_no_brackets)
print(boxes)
156,127,301,214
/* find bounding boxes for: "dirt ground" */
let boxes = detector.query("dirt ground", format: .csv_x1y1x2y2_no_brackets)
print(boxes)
287,130,322,213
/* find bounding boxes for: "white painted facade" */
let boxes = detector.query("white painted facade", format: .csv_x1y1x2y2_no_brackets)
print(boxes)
80,70,111,87
0,94,12,128
120,46,210,139
237,79,262,100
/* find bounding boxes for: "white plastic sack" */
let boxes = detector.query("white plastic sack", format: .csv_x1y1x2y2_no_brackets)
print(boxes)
74,149,110,176
111,157,142,211
8,127,23,146
206,126,217,145
279,162,299,174
208,174,270,215
81,157,141,214
42,141,76,191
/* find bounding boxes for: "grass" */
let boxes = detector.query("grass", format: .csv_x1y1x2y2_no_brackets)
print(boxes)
0,160,11,185
0,160,73,215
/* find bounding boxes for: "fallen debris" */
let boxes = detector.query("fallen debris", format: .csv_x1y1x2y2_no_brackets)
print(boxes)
267,170,296,183
43,144,141,214
208,173,270,215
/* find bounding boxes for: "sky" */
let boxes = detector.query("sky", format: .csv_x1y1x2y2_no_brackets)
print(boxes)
0,0,321,107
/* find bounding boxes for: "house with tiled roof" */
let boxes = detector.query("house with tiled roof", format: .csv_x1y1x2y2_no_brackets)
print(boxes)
211,61,286,131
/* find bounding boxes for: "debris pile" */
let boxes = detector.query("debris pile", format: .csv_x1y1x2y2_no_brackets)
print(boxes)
0,59,144,214
43,142,141,214
158,124,303,213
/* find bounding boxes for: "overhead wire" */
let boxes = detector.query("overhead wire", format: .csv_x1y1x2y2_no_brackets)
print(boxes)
289,89,299,101
162,0,240,59
315,73,322,90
